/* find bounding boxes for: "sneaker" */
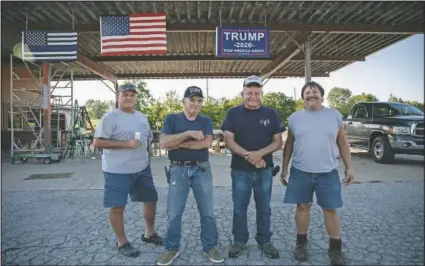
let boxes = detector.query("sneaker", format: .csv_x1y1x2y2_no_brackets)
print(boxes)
203,247,224,263
142,233,163,245
228,243,245,258
259,242,279,259
293,241,308,262
116,242,140,257
328,249,346,265
157,250,179,266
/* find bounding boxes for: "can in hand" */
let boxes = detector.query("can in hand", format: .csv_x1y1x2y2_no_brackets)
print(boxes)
135,132,141,140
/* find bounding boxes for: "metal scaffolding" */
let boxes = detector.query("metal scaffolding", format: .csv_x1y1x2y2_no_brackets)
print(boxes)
8,54,74,156
50,63,74,149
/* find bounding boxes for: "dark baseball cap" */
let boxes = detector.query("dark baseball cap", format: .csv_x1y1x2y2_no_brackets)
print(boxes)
243,75,263,87
183,86,204,98
118,83,137,93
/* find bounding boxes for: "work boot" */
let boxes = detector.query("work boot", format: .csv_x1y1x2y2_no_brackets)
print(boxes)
259,242,279,259
328,238,346,265
293,234,308,262
228,242,245,258
203,247,224,263
157,250,179,266
328,249,346,265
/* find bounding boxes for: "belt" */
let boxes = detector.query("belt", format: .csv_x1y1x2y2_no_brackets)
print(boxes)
170,160,206,166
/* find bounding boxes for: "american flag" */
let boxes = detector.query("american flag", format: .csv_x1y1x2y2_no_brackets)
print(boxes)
21,31,78,61
100,13,167,56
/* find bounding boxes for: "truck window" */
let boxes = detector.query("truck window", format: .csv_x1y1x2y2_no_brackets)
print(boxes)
353,106,367,119
373,103,399,117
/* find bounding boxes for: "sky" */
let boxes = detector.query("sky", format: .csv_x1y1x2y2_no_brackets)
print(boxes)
56,34,424,105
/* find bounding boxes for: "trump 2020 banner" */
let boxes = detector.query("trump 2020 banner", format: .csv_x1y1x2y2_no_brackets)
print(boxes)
215,26,270,58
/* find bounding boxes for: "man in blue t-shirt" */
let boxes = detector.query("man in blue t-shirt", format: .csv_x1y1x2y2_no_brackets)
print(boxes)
221,75,285,259
157,86,224,266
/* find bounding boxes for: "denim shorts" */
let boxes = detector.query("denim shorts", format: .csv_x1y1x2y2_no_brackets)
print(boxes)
283,166,343,209
103,165,158,208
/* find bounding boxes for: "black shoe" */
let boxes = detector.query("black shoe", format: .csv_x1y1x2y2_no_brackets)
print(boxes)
259,243,279,259
142,233,163,245
293,241,308,262
228,243,245,258
116,242,140,257
328,249,346,265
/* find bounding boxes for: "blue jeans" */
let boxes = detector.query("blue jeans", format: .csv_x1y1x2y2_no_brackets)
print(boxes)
164,161,218,252
231,167,273,246
283,166,343,209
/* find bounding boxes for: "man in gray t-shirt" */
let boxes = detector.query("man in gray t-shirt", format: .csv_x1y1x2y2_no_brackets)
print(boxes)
281,81,355,266
93,83,162,258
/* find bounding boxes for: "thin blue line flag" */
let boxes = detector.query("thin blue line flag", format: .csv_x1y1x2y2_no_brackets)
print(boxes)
21,31,78,61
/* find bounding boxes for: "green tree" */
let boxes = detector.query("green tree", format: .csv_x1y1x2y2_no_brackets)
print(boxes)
262,92,296,125
295,98,304,111
348,93,379,107
388,93,404,103
326,87,352,117
387,94,424,111
85,99,114,119
200,96,241,129
144,99,167,131
201,97,224,129
163,90,183,114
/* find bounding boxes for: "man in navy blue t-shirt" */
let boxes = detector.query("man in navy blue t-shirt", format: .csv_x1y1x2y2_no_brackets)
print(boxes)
221,75,285,259
157,86,224,265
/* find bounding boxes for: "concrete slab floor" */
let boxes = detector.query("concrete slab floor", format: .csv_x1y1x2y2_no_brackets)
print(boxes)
1,151,423,192
1,150,423,265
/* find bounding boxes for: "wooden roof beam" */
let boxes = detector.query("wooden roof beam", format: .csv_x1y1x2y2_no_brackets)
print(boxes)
260,33,310,80
2,23,423,35
54,71,329,81
89,55,365,62
75,53,118,84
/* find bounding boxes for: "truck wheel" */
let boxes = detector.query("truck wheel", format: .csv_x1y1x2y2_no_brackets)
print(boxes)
371,136,394,164
44,158,52,164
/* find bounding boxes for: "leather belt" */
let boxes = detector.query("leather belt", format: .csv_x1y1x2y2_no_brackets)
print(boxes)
170,160,206,166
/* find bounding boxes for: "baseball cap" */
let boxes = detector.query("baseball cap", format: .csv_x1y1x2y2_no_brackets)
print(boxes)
243,75,263,87
183,86,204,98
118,83,137,93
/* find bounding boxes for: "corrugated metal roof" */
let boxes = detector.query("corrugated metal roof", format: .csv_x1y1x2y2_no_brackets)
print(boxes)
1,1,423,79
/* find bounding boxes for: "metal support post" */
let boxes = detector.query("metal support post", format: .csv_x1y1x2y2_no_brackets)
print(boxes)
42,62,52,151
115,83,119,108
206,79,209,99
304,37,312,83
9,54,14,156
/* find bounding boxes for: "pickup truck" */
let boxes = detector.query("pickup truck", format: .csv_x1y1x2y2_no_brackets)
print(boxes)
344,102,424,164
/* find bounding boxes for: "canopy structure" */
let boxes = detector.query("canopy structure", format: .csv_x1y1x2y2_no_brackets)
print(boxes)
2,1,424,81
1,1,424,152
